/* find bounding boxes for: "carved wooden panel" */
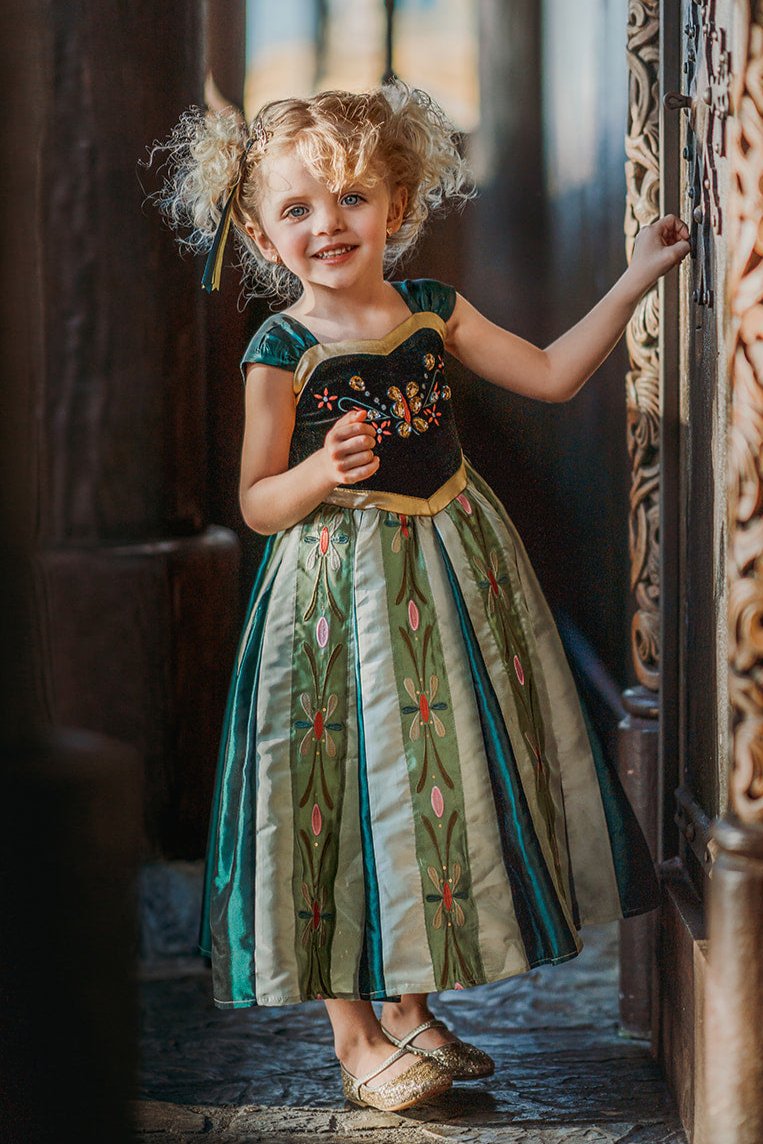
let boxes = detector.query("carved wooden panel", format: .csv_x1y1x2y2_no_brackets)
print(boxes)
726,5,763,826
625,0,661,692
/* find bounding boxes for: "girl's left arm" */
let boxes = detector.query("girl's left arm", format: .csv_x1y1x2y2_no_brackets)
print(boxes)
445,214,691,403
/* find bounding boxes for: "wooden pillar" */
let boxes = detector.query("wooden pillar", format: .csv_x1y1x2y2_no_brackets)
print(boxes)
706,10,763,1139
33,0,240,858
1,5,144,1138
619,0,662,1039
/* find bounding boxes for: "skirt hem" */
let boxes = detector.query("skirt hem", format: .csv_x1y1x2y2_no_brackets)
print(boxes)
201,900,658,1009
210,944,584,1009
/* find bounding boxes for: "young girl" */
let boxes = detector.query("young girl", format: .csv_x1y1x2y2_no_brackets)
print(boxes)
154,81,690,1114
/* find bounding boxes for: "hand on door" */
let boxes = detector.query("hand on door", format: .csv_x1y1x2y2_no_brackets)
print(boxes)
627,214,692,295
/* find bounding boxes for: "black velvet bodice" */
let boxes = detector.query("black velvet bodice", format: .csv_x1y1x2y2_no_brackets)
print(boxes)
240,279,464,510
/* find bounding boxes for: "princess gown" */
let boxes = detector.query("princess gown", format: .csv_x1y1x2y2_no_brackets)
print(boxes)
198,277,660,1008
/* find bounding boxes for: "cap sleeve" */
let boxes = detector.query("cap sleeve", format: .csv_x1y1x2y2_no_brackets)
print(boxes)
240,314,319,383
392,278,457,322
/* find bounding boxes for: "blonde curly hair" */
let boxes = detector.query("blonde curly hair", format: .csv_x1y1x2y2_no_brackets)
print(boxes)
149,79,475,303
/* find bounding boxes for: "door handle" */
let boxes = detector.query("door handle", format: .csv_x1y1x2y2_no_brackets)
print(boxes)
663,91,692,111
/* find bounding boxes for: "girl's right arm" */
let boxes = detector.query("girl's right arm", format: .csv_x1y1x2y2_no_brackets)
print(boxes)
239,363,380,535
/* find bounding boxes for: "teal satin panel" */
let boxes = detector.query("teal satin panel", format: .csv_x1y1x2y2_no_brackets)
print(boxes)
572,681,660,917
352,603,399,1001
198,536,276,994
434,531,580,967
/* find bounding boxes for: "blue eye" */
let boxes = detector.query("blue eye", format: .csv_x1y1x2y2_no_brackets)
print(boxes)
341,193,364,206
285,205,307,218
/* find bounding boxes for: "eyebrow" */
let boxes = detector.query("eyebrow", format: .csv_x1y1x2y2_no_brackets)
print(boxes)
275,195,308,208
271,182,369,207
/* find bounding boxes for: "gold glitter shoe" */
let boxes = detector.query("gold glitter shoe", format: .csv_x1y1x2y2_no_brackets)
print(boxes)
339,1044,452,1111
380,1017,495,1080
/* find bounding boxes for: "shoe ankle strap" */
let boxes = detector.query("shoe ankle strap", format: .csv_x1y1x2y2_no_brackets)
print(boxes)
395,1017,447,1048
357,1045,408,1087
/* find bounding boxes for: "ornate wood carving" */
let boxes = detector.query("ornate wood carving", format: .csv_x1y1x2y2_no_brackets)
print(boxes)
727,6,763,825
625,0,661,691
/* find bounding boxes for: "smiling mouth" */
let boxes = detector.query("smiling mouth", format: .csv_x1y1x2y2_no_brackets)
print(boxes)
313,244,357,260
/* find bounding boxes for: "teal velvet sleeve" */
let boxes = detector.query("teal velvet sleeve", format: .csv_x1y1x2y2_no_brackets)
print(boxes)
392,278,457,322
240,314,319,383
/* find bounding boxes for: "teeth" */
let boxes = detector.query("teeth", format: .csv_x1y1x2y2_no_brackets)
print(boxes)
316,246,353,259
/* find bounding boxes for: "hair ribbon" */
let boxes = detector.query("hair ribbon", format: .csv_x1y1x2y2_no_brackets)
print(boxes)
201,135,255,293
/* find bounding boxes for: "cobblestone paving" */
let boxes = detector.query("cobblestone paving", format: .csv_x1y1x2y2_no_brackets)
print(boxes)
134,919,686,1143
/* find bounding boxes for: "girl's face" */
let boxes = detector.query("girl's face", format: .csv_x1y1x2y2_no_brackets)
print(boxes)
245,146,406,297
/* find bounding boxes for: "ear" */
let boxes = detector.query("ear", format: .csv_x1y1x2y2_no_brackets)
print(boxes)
242,215,280,263
386,184,408,234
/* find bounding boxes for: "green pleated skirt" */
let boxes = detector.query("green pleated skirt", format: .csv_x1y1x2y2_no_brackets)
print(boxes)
199,459,659,1008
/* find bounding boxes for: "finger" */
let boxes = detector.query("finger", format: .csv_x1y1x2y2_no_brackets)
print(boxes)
668,216,689,239
329,417,373,441
342,457,381,482
668,229,690,252
333,427,377,452
341,452,377,472
336,410,376,434
336,435,376,458
337,438,377,462
330,410,365,434
662,240,691,270
659,217,688,246
352,421,377,436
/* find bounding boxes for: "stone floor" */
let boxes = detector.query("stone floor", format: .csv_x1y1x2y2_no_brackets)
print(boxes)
134,916,687,1143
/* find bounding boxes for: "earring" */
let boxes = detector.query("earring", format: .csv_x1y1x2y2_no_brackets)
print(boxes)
271,252,282,265
386,226,393,237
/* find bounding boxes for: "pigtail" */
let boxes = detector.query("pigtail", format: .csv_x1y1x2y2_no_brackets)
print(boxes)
145,105,250,265
145,104,304,303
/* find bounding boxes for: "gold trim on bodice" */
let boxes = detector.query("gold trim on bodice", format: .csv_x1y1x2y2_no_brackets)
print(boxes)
322,456,467,517
293,311,448,399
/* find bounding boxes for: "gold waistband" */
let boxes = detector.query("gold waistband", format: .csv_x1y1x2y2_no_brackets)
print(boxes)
321,457,467,517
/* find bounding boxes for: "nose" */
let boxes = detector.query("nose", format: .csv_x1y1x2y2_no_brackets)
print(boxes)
312,200,344,235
